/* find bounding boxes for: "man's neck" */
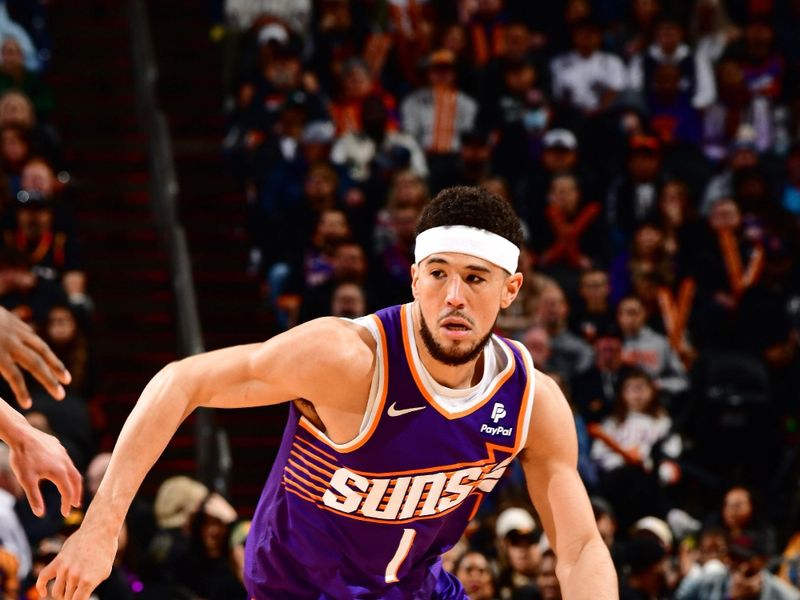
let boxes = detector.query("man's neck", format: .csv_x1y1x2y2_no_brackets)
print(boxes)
411,304,484,389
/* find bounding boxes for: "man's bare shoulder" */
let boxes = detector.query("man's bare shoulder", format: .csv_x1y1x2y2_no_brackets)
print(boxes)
521,369,577,463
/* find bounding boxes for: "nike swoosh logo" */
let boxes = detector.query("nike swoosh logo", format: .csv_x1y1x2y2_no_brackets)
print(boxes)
387,402,427,417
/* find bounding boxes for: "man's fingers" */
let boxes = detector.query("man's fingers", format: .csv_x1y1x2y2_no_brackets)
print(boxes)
0,357,31,408
73,580,96,600
64,573,79,600
68,463,83,508
22,332,71,386
36,560,57,597
13,342,64,400
20,475,44,517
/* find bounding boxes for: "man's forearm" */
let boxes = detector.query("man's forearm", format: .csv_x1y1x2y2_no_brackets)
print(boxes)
83,362,193,534
0,400,31,447
559,537,619,600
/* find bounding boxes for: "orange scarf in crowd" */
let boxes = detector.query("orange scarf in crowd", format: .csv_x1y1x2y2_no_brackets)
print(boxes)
717,228,765,300
540,202,601,267
6,229,66,266
430,87,458,154
470,23,506,67
657,278,695,353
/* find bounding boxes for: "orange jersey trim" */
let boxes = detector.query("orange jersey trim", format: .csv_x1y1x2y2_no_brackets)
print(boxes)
298,314,390,452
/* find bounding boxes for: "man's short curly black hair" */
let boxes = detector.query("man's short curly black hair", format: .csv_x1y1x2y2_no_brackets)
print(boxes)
416,186,523,249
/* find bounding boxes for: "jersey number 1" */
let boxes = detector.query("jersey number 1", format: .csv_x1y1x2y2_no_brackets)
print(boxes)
384,528,416,583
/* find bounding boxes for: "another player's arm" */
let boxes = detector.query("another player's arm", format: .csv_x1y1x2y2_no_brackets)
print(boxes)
37,317,374,600
519,371,618,600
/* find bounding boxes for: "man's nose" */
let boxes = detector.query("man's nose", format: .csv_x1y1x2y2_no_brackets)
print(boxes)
445,277,465,307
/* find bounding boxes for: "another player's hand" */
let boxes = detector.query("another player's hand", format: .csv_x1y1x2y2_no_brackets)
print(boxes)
8,424,82,517
0,307,72,408
36,522,116,600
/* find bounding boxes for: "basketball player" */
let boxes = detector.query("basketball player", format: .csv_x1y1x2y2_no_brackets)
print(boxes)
0,306,82,517
38,187,617,599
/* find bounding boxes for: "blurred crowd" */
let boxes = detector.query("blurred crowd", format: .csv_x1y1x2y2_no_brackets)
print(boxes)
1,0,800,599
216,0,800,598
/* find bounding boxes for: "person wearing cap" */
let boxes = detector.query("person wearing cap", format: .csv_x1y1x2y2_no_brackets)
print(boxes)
606,134,665,249
400,49,478,161
675,534,800,600
40,186,617,599
619,536,670,600
495,507,543,599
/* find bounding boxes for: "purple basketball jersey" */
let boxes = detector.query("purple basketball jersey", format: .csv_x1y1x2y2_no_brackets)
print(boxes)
244,304,536,599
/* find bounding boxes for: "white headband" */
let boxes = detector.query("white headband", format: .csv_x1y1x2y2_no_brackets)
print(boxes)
415,225,520,274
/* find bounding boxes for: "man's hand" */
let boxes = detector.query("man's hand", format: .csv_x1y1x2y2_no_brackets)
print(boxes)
0,306,72,408
8,424,82,517
36,521,117,600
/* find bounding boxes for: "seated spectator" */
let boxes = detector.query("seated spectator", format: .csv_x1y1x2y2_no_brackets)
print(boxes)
329,282,366,319
299,240,374,323
675,534,799,600
569,268,615,343
590,368,681,529
605,0,661,63
617,295,689,397
523,324,556,375
374,197,420,307
172,493,238,599
0,124,30,198
739,18,784,101
453,550,497,600
331,94,427,186
330,58,397,137
704,486,777,557
495,507,541,600
534,282,594,380
628,13,716,110
0,5,40,72
606,135,666,250
522,129,580,227
536,549,562,600
41,303,92,397
646,63,703,147
655,179,704,278
209,520,250,600
572,325,625,423
549,17,628,117
0,90,59,166
619,536,670,600
0,36,53,118
400,49,478,186
610,221,675,305
532,173,607,293
480,57,551,185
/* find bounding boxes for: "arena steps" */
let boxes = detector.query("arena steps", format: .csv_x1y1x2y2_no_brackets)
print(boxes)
48,0,197,495
145,0,282,515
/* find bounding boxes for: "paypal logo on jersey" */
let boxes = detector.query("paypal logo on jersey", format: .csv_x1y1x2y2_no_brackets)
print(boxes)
480,402,512,437
490,402,507,423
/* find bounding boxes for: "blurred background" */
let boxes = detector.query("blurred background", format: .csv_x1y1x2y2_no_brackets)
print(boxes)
0,0,800,598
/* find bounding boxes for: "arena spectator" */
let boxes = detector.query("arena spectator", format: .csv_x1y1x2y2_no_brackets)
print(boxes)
572,324,626,423
537,549,562,600
704,486,778,557
675,534,800,600
619,536,670,600
495,507,541,600
617,295,689,397
400,49,478,183
628,13,716,110
569,268,615,342
453,550,498,600
329,281,366,319
590,368,681,528
606,135,666,250
549,17,628,116
533,282,594,380
0,36,52,118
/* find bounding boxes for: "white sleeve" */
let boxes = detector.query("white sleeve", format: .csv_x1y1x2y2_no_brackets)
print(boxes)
692,53,717,109
628,54,643,92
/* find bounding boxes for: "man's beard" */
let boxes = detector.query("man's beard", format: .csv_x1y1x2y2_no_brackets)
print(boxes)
418,310,493,367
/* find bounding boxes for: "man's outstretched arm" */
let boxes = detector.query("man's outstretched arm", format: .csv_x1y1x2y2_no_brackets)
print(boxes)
36,317,375,600
520,371,618,600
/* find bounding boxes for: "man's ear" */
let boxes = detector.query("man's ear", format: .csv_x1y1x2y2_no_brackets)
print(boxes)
500,272,523,309
411,263,420,300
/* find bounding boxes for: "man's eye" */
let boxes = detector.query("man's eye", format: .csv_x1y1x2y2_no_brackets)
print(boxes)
467,275,484,283
430,270,445,278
